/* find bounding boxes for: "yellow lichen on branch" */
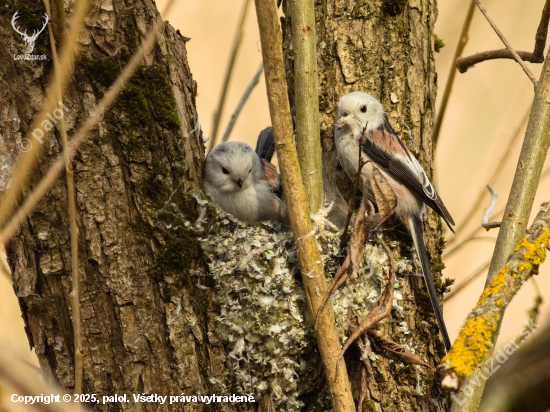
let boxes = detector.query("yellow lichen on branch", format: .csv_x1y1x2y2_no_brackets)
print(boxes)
439,202,550,386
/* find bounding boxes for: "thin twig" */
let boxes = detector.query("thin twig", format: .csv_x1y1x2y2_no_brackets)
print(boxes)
469,0,537,85
442,236,495,259
456,0,550,73
433,0,475,145
482,185,501,230
366,330,432,369
0,0,178,243
449,108,530,242
0,242,10,281
527,277,544,325
43,0,82,393
443,259,490,302
208,0,252,150
221,63,264,143
52,0,67,46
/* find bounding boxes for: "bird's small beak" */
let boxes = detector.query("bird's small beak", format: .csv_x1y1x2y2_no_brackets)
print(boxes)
336,116,353,131
236,178,243,188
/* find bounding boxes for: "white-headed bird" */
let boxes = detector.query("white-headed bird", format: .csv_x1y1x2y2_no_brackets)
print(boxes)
202,141,282,222
335,91,455,351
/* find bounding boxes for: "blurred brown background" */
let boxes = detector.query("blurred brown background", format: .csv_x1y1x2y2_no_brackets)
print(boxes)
1,0,549,395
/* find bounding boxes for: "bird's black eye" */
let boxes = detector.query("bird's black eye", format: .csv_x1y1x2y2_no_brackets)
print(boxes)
360,105,367,113
222,167,229,174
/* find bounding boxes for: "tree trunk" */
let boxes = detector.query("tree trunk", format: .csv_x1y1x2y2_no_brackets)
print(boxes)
2,0,450,410
1,0,228,409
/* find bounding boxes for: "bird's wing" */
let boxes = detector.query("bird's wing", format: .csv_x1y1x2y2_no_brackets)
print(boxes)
255,127,276,162
361,128,455,231
261,158,283,199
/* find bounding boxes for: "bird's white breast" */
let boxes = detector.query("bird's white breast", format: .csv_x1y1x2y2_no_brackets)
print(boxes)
204,179,278,222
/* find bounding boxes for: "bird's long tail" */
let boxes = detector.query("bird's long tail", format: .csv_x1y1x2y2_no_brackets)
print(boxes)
255,127,275,162
409,215,451,352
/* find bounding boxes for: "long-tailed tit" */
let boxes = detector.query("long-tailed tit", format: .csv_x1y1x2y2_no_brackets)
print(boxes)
202,141,282,222
334,91,455,351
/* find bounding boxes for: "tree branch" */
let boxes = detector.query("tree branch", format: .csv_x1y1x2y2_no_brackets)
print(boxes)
439,201,550,388
482,185,501,230
456,0,550,78
208,0,252,150
253,0,355,410
433,0,475,145
290,0,323,213
471,0,537,85
448,109,529,242
221,63,264,143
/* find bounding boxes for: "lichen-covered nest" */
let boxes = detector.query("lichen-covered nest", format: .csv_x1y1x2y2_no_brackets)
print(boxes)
199,200,416,411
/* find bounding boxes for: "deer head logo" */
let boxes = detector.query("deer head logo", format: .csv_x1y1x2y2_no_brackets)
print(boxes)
11,11,48,55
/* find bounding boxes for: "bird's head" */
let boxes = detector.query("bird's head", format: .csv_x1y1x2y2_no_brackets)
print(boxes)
336,92,386,135
204,141,261,193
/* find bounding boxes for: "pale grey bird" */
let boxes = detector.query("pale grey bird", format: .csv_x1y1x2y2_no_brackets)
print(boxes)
334,91,455,351
202,141,282,222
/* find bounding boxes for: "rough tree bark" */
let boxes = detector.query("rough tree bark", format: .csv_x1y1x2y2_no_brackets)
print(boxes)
0,0,229,409
1,0,450,410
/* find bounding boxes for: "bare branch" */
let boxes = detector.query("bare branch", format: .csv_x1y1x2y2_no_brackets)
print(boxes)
443,259,490,302
442,236,495,259
221,63,264,142
457,0,550,73
457,50,543,73
449,109,529,242
456,0,541,84
433,0,475,145
439,202,550,387
290,0,324,213
482,185,501,230
208,0,252,150
534,0,550,58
